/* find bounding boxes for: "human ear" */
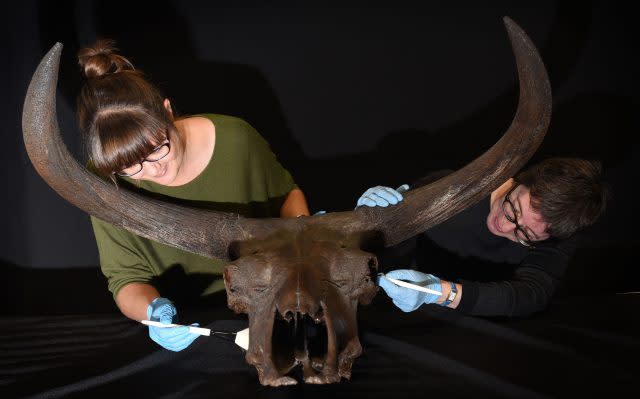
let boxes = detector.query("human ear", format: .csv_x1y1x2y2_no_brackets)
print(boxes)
163,98,174,119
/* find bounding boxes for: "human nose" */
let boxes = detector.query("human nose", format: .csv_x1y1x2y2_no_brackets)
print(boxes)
499,213,517,233
142,161,163,176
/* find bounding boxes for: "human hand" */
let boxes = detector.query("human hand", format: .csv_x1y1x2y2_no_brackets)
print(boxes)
355,184,410,208
146,297,199,352
377,270,442,312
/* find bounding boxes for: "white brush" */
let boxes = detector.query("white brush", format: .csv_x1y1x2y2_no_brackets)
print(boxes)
141,320,250,350
383,276,442,296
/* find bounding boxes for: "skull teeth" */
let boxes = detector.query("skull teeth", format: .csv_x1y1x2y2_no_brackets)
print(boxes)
277,309,325,325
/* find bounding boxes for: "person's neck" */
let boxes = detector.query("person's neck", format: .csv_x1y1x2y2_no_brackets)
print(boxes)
166,117,214,187
165,119,192,187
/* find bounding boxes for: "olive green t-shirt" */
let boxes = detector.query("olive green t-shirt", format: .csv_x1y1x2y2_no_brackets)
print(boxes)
91,114,297,300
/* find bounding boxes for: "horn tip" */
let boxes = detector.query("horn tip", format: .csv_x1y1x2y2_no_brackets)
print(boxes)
502,16,522,35
503,16,522,30
47,42,64,59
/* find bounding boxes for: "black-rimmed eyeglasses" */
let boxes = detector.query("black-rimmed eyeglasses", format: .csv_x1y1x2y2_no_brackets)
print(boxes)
502,183,536,247
115,139,170,177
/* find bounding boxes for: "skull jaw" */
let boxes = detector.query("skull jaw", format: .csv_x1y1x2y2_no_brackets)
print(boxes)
245,304,363,386
246,337,362,386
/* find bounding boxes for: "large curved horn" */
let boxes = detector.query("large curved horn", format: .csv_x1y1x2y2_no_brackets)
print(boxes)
22,43,288,260
331,16,552,247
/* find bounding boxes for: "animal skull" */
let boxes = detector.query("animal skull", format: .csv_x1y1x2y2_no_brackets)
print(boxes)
225,227,379,384
22,17,550,385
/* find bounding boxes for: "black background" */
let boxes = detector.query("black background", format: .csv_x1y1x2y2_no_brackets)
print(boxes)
2,1,639,314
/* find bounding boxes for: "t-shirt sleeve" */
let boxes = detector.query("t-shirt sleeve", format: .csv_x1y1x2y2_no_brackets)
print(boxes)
91,215,154,300
456,243,573,317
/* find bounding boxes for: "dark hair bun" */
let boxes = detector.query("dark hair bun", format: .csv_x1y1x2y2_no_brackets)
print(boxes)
78,39,134,79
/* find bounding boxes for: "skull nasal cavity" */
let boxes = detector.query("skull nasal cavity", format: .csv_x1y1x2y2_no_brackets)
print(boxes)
284,311,294,322
368,257,378,272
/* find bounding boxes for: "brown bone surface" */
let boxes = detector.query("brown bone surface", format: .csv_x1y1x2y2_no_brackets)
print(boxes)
225,227,379,384
22,17,550,386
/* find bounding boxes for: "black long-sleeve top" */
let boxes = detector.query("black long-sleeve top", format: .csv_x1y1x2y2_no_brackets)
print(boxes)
381,172,578,318
422,196,577,317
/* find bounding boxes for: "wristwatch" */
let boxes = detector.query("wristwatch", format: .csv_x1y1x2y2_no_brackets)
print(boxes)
441,282,458,307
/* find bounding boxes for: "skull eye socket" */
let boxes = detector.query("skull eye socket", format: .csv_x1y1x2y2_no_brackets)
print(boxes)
253,286,268,294
334,280,350,288
324,279,350,289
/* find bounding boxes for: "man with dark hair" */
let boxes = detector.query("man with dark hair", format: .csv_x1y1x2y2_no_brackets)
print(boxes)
357,158,609,317
514,158,607,239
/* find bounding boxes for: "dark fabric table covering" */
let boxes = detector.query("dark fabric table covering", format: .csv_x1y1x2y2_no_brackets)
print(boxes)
1,293,639,398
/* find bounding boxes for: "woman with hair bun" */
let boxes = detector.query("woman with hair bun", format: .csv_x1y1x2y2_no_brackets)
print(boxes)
77,39,310,351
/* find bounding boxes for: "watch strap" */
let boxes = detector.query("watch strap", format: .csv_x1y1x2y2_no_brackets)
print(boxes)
440,281,458,307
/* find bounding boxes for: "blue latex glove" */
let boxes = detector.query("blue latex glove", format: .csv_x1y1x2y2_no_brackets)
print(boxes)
356,184,410,208
147,297,199,352
377,270,442,312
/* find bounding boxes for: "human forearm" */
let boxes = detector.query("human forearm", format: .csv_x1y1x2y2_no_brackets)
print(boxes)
456,270,558,317
280,188,310,218
436,279,463,309
115,282,161,321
